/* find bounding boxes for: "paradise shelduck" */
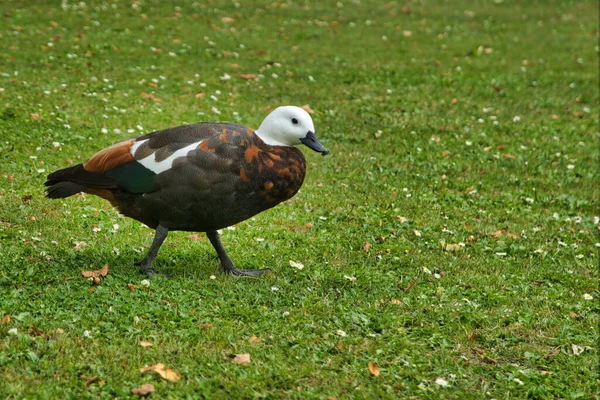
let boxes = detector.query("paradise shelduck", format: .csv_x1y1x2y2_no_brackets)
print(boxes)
45,106,328,277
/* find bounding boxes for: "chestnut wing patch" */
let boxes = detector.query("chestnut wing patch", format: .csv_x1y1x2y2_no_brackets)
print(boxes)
84,140,135,173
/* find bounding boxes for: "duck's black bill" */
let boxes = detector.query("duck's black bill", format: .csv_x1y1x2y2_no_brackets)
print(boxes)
301,131,329,155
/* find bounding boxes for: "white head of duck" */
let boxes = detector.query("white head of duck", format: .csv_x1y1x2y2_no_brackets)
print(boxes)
256,106,329,155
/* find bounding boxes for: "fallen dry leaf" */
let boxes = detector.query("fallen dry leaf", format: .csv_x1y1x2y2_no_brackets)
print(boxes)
21,195,33,203
571,344,584,355
198,323,213,330
395,216,408,223
185,234,202,240
368,361,380,377
30,113,40,120
540,370,554,375
491,230,504,238
81,264,109,279
363,241,371,253
195,92,206,98
231,354,251,365
140,341,153,348
139,363,181,382
56,328,64,334
1,315,10,325
503,154,516,159
301,104,314,114
131,383,155,396
239,73,257,80
443,243,463,252
249,335,262,344
221,16,235,23
74,241,87,250
390,299,403,305
568,312,578,318
128,283,138,291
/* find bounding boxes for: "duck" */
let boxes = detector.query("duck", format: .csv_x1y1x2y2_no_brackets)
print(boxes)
45,106,328,277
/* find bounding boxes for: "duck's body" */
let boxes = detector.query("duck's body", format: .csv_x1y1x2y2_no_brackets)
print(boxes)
46,106,328,277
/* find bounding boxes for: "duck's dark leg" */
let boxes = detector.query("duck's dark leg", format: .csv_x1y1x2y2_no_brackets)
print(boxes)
136,224,169,277
206,230,269,277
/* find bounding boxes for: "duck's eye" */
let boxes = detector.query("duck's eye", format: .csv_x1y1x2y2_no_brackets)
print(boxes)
291,118,299,125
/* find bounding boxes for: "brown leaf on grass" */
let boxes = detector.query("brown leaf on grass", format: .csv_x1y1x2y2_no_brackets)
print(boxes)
301,104,314,114
195,92,205,98
30,113,40,120
368,361,380,377
467,332,480,340
390,299,403,305
571,344,585,355
1,315,10,325
198,323,213,330
185,234,202,240
540,370,553,375
239,74,257,80
131,383,155,396
249,335,262,344
401,280,417,292
533,280,545,285
491,230,504,238
128,283,138,291
140,341,153,348
221,17,235,23
231,354,251,365
464,186,474,194
81,264,109,279
568,312,578,318
363,241,371,253
21,195,33,203
139,363,181,382
56,328,64,334
74,241,87,250
395,216,408,223
29,326,46,338
503,154,516,159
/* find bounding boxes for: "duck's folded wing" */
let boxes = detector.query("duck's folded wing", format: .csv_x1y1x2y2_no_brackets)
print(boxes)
49,123,236,195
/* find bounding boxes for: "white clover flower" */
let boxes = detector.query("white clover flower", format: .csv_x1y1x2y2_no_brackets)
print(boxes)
513,378,524,385
513,116,521,122
423,267,432,274
140,279,150,287
414,230,422,237
337,330,347,337
289,260,304,270
344,275,356,282
271,286,279,291
83,330,92,338
583,293,593,300
209,275,216,280
435,377,449,387
8,328,18,336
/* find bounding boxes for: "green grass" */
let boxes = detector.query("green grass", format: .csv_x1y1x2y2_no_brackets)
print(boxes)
0,0,598,398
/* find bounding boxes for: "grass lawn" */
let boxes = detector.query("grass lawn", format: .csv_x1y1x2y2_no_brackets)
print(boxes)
0,0,598,398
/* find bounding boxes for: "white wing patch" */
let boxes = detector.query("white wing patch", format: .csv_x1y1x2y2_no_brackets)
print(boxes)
131,140,204,174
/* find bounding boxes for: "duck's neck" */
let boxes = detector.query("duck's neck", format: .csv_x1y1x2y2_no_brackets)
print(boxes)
255,128,287,147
